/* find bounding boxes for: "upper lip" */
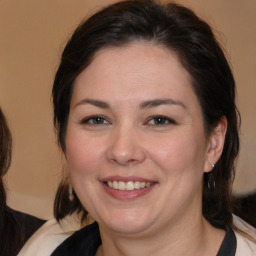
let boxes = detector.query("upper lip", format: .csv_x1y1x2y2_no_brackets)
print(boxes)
100,175,156,183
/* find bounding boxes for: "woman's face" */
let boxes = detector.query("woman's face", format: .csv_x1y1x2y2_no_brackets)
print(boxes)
65,43,220,236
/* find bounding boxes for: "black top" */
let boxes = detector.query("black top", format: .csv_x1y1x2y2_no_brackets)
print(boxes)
0,207,45,256
51,222,237,256
217,225,236,256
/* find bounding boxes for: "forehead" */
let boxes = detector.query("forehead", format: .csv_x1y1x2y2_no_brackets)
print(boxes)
71,42,198,108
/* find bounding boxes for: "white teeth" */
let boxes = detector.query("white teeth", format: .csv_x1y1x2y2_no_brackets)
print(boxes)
107,181,113,188
119,181,126,190
106,180,152,191
146,182,151,187
134,181,141,189
113,181,118,189
140,182,146,188
126,181,134,190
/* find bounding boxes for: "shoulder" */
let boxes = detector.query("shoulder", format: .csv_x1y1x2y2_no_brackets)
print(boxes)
18,214,82,256
235,231,256,255
50,222,101,256
1,208,45,256
233,215,256,256
11,209,46,236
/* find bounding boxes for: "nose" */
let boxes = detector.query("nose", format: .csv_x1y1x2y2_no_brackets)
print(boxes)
107,125,146,166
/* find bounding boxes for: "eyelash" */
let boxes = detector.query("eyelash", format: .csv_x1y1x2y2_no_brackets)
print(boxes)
80,115,176,127
80,115,110,125
146,115,177,126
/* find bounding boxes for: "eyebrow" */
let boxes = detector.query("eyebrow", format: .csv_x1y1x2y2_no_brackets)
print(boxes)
139,99,186,109
74,98,186,110
74,99,110,109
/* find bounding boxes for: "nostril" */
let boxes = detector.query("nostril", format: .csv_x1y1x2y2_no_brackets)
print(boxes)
109,152,146,166
110,156,136,166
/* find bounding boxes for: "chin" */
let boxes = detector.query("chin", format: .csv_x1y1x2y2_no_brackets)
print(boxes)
107,222,151,235
98,211,156,235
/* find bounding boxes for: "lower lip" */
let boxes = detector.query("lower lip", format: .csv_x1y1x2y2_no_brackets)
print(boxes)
101,182,156,200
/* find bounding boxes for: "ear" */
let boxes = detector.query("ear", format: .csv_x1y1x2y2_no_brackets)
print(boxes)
204,117,227,173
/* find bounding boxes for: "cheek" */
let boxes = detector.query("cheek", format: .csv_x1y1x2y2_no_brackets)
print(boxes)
148,131,207,176
65,131,102,177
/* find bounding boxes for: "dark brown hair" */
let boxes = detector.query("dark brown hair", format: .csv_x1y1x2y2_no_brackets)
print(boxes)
0,107,12,183
0,107,16,254
53,0,240,226
0,107,12,216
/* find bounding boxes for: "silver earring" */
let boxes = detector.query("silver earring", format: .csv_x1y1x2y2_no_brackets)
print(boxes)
207,164,215,192
69,182,74,201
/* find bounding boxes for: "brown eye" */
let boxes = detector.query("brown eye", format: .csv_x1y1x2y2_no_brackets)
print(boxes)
153,117,168,125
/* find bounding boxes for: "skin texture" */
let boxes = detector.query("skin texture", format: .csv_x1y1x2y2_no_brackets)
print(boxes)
65,43,227,255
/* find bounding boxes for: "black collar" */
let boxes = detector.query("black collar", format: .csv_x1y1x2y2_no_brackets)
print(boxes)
217,224,236,256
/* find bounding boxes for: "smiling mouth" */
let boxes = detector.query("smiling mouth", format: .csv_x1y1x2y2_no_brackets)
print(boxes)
105,181,152,191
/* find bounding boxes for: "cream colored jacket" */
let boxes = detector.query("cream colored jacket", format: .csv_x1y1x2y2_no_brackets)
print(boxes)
233,215,256,255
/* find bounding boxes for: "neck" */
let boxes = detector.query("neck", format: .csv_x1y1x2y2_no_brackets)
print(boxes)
97,213,225,256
